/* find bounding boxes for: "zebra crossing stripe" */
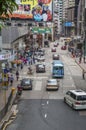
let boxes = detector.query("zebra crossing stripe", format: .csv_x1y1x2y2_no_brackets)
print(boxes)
34,81,42,91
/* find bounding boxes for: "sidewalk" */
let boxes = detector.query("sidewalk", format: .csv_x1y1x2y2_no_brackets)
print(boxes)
68,51,86,72
75,57,86,72
0,64,33,112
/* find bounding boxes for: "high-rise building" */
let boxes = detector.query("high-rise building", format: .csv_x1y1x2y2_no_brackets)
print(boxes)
62,0,80,36
57,0,63,33
53,0,63,34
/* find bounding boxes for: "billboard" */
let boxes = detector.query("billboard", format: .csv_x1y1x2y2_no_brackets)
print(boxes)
9,0,53,22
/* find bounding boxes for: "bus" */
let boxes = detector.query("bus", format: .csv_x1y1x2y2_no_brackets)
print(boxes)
52,60,64,78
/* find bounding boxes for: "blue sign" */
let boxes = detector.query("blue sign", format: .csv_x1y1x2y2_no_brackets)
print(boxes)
64,22,72,27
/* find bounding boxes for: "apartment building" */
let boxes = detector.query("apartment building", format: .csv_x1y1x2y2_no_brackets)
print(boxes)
63,0,80,36
57,0,63,34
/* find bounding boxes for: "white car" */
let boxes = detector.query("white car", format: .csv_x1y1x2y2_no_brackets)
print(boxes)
46,79,59,91
36,56,45,62
64,89,86,110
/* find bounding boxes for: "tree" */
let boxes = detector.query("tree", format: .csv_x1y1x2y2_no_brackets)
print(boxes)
0,0,17,16
0,0,17,29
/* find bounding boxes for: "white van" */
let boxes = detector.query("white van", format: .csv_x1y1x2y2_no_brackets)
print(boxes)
64,90,86,110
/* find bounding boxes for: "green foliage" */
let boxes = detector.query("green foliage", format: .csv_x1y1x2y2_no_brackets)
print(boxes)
0,0,18,29
0,0,18,16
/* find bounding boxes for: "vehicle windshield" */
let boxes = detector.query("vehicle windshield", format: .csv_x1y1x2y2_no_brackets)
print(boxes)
39,65,44,68
23,80,30,85
48,80,56,84
77,95,86,101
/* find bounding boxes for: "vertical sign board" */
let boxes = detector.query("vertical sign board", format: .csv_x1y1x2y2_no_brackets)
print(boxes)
2,73,8,89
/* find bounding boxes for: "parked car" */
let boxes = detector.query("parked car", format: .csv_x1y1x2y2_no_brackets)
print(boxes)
64,89,86,110
20,78,33,90
51,48,56,52
36,64,45,73
46,79,59,91
53,54,60,60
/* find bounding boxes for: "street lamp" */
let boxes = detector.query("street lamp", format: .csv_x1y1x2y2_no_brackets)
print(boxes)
84,0,86,57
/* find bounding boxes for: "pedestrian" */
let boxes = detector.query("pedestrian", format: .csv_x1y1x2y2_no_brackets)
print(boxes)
83,56,85,63
10,74,14,86
82,70,85,80
21,63,23,70
16,70,19,81
79,56,82,63
33,56,35,64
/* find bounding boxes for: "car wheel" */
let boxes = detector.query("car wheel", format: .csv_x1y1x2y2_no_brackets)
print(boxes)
64,97,66,103
72,104,75,109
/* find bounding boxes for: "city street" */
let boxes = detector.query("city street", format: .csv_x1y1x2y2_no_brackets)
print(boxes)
6,39,86,130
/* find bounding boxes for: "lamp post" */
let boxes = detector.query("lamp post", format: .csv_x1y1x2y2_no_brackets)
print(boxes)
84,0,86,57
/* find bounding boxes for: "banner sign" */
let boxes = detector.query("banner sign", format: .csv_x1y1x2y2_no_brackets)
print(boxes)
32,27,51,33
9,0,53,22
64,22,75,27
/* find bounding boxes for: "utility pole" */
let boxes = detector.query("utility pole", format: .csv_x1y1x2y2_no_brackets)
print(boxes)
84,0,86,57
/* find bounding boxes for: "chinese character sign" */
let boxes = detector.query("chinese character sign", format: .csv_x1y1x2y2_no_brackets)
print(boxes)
9,0,52,22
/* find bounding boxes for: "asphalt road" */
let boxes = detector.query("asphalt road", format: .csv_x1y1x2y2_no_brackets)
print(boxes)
6,38,86,130
7,99,86,130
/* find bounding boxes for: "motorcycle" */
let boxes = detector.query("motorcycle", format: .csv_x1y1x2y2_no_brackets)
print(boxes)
27,67,33,75
17,85,22,96
27,70,33,75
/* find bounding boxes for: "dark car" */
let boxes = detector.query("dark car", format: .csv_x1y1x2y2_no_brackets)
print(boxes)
44,40,49,47
51,48,56,52
21,78,33,90
36,64,45,73
53,54,60,60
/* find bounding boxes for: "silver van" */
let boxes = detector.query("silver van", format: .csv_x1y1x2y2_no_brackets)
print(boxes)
64,90,86,110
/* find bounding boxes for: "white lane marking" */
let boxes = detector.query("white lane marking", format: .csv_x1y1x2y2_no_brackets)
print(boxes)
44,114,47,118
41,104,45,106
19,76,48,80
34,81,42,91
47,101,49,105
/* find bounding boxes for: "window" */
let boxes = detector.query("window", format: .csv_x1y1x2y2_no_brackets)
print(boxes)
70,93,76,99
77,95,86,101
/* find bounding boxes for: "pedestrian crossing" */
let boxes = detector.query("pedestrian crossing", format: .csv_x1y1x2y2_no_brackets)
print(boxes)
33,80,42,91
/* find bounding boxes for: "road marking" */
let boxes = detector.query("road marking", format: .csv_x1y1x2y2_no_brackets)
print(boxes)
44,114,47,118
19,76,48,80
34,81,42,91
47,101,49,105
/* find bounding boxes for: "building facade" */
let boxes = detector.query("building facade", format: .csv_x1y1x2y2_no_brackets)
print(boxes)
63,0,80,36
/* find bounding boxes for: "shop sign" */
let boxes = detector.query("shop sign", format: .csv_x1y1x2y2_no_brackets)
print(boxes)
1,63,5,69
0,53,11,60
32,27,51,34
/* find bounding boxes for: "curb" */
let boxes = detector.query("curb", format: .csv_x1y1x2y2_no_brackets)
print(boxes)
75,60,86,72
0,91,17,130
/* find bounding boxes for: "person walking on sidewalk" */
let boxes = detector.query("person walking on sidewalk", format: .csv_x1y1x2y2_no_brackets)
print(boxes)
10,74,14,86
79,56,82,63
82,70,85,80
16,70,19,81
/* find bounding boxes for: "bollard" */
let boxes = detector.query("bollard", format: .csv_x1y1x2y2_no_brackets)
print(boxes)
11,87,16,95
